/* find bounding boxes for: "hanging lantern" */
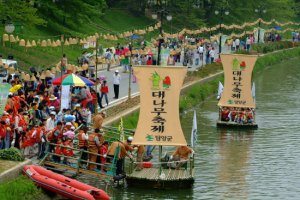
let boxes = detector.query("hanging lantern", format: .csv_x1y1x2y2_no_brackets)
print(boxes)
31,40,37,47
40,73,45,80
64,40,69,46
56,66,61,72
49,67,55,74
66,64,73,70
56,40,61,46
19,39,26,47
21,72,25,79
41,40,47,47
15,36,20,42
8,67,15,74
30,75,36,82
82,63,88,70
24,74,30,82
52,41,57,47
45,70,52,77
79,39,84,45
3,34,9,42
47,39,52,46
9,35,16,43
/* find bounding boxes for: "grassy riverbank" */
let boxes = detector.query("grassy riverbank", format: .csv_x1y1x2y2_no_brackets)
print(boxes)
0,176,43,200
112,47,300,129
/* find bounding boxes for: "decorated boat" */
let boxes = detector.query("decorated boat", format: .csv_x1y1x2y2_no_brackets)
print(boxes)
125,66,195,189
217,54,258,128
23,165,110,200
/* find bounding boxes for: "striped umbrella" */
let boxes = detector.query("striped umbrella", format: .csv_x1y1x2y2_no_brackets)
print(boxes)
52,73,94,86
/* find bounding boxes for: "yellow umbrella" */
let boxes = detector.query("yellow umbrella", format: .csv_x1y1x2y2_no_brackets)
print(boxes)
9,84,22,93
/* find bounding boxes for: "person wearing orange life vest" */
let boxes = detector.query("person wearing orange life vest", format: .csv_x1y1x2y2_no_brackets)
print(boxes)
88,128,102,171
106,137,134,176
62,138,74,165
13,108,27,149
78,126,89,168
46,121,63,158
99,141,109,172
53,138,63,163
246,108,254,124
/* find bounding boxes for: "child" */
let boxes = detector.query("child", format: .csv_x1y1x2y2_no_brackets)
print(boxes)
99,141,109,172
100,80,109,107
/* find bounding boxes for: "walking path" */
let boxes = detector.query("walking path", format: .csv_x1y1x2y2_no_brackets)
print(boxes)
96,45,229,110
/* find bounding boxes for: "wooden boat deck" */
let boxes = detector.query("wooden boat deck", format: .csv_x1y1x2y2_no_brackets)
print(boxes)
126,168,195,189
127,168,194,181
217,120,258,128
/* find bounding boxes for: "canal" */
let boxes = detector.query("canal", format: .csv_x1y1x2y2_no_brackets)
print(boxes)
80,57,300,199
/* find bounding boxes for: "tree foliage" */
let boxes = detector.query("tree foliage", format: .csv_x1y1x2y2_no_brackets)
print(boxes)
0,0,46,26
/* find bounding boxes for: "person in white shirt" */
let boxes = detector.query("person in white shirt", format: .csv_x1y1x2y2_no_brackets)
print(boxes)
235,38,240,51
198,45,204,61
113,70,121,99
209,47,215,63
46,112,56,131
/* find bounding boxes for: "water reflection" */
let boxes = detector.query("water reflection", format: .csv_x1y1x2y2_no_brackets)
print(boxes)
217,128,253,200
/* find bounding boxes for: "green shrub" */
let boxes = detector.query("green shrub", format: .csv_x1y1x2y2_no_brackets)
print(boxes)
0,176,42,200
0,148,24,161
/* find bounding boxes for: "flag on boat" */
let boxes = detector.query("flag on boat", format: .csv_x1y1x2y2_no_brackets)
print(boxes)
252,82,256,101
190,110,198,148
217,81,224,100
118,118,125,141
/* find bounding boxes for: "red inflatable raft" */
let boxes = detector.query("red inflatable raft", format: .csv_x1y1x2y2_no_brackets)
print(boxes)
23,165,110,200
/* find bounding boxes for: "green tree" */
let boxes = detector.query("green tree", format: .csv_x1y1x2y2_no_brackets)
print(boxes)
0,0,46,26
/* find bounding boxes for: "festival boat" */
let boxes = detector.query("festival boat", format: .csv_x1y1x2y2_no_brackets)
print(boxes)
217,54,258,128
23,165,110,200
125,66,195,189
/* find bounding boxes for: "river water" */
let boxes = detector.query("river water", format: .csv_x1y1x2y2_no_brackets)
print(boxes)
79,57,300,199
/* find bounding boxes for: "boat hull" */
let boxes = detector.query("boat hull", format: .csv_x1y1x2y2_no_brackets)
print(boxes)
23,165,110,200
216,120,258,128
126,177,194,189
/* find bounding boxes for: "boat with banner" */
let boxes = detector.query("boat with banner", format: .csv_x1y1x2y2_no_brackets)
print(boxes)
125,66,195,189
217,54,258,128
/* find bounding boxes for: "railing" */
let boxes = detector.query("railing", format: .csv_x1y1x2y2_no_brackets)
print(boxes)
40,142,120,180
125,151,195,177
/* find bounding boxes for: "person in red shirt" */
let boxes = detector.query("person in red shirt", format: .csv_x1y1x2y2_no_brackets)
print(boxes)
100,80,109,107
146,56,153,65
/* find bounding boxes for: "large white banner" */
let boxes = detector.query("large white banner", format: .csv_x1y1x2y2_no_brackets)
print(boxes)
0,84,11,115
60,85,70,111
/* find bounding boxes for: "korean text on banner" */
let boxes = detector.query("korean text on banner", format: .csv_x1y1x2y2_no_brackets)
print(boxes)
218,54,258,108
132,66,187,146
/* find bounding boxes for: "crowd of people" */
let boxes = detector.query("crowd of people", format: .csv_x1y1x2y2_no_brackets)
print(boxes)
219,107,255,124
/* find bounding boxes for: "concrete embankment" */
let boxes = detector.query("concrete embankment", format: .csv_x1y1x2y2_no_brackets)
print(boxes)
0,159,32,183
